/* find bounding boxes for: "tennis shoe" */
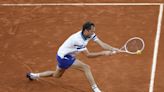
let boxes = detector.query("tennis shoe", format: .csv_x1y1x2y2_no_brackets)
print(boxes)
26,72,39,80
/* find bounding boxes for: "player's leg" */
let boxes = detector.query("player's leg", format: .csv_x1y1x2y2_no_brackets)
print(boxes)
26,66,65,80
70,59,101,92
37,66,65,78
26,54,72,80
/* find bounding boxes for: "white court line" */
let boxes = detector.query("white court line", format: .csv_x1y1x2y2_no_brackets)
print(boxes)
0,3,163,6
149,4,163,92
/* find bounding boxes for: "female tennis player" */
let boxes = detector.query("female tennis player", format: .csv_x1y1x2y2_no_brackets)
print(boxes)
26,21,118,92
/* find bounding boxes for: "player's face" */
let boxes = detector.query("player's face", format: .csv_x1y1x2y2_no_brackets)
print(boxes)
87,26,95,37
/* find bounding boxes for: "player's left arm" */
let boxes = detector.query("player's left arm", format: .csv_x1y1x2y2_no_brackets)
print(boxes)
95,39,118,51
82,49,113,58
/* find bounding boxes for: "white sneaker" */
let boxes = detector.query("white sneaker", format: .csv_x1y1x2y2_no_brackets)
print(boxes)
93,87,101,92
26,72,39,80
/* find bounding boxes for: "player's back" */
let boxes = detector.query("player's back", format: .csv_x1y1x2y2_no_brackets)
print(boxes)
57,31,82,58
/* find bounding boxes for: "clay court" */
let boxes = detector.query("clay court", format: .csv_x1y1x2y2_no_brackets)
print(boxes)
0,1,164,92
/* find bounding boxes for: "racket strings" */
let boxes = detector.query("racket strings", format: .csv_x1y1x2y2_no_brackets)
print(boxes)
126,39,144,52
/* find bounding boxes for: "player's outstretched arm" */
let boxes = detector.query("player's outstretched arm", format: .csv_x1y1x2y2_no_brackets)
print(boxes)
95,39,119,52
82,49,113,58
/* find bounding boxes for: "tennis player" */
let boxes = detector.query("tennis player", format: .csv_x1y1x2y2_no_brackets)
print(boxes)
26,21,118,92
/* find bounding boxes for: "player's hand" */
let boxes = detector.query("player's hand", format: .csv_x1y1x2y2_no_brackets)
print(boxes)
101,51,115,56
110,47,120,54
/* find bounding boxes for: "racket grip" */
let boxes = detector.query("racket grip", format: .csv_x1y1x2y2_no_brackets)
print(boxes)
112,51,117,54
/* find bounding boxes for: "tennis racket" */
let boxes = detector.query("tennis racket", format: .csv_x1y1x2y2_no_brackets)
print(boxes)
115,37,145,54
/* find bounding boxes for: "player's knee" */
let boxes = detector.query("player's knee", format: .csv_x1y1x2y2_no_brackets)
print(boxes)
53,74,62,78
53,71,64,78
82,64,90,71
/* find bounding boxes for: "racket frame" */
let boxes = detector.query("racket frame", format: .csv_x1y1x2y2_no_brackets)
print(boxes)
118,37,145,54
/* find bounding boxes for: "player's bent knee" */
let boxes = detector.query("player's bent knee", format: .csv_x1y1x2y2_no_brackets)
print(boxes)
53,74,62,78
53,70,64,78
82,64,90,71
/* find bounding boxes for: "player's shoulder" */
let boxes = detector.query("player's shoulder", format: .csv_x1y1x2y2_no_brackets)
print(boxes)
73,31,81,36
91,33,99,41
70,31,81,38
66,31,81,42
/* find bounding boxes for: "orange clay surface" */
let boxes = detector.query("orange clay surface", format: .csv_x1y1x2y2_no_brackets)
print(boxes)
0,2,164,92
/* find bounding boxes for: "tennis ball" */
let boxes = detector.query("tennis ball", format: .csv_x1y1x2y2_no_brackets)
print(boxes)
136,50,142,55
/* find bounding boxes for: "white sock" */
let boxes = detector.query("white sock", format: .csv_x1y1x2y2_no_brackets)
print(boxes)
92,84,101,92
92,84,98,89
